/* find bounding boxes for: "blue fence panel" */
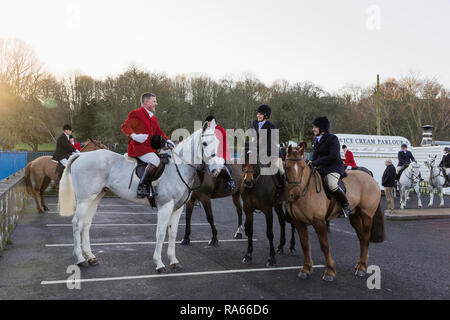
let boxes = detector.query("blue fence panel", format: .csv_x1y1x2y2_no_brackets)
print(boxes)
0,151,28,181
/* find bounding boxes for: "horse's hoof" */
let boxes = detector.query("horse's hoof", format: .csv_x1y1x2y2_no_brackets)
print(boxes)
276,247,284,254
288,248,297,256
88,258,99,266
156,267,166,274
38,210,44,214
322,274,335,282
234,233,243,239
355,270,366,277
266,257,276,268
180,238,190,246
77,260,88,268
242,256,252,264
43,206,49,211
208,239,219,246
298,272,310,280
170,263,182,271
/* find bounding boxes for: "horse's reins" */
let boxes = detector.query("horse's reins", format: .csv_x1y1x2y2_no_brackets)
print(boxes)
426,161,446,187
404,165,421,184
284,159,321,197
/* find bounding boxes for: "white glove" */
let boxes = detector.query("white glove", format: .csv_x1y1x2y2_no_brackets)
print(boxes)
75,150,81,153
131,133,148,143
166,139,175,149
346,165,352,170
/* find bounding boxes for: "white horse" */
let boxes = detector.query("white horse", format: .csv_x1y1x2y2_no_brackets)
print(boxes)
58,121,224,272
398,161,422,209
424,155,446,207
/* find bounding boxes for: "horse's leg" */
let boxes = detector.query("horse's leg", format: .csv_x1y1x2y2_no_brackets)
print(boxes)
232,191,244,239
311,218,336,281
414,184,422,208
32,174,45,214
296,221,313,279
439,187,445,207
400,187,406,209
201,198,219,246
349,210,372,277
72,201,91,266
167,206,184,270
428,185,434,207
181,198,195,245
242,205,254,264
289,224,296,255
39,176,51,211
153,201,175,273
274,204,286,254
81,192,104,265
264,208,276,267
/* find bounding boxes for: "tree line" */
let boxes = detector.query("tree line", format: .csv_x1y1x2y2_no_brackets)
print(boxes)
1,39,449,152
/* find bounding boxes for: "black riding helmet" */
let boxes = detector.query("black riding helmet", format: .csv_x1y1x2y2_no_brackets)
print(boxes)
444,147,450,152
401,143,408,149
312,116,330,132
256,104,271,119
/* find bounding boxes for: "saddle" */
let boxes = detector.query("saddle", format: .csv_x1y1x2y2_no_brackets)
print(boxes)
321,174,347,200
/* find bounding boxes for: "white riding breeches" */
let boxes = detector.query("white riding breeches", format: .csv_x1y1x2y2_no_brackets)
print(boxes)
326,172,340,192
138,152,160,166
445,168,450,176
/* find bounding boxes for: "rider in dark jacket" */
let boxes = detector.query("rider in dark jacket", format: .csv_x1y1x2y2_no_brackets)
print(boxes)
311,116,352,218
439,147,450,186
396,143,415,179
52,124,78,180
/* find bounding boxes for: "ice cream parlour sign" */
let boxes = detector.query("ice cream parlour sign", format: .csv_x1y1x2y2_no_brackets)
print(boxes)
336,134,411,147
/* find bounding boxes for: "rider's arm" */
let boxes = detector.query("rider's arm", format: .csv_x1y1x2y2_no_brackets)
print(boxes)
410,152,415,162
121,111,144,138
312,136,341,166
58,135,76,153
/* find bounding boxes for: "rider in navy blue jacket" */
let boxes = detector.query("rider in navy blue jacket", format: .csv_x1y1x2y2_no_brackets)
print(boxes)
396,144,416,178
311,116,352,218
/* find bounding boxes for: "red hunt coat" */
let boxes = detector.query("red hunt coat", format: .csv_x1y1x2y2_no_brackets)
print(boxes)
343,150,357,168
215,125,230,162
121,107,168,157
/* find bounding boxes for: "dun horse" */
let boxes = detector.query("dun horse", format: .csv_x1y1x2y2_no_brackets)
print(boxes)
24,138,107,213
241,153,296,267
284,145,384,281
181,164,244,246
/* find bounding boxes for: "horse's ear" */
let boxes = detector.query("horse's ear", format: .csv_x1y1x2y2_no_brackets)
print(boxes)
210,119,216,129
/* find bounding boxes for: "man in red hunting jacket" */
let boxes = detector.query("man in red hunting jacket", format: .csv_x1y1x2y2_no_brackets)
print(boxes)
205,115,235,191
121,92,175,198
342,145,357,170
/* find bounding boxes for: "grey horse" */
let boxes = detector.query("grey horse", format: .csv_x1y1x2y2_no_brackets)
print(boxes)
58,121,224,273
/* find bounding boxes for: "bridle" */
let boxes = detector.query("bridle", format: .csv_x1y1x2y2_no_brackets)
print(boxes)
404,163,421,184
171,131,217,195
284,158,321,198
426,158,445,185
243,163,261,186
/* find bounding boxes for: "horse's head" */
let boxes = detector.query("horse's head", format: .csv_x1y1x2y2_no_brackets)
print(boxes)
243,162,260,188
200,119,224,177
409,161,421,176
82,138,108,152
284,142,307,201
424,154,437,168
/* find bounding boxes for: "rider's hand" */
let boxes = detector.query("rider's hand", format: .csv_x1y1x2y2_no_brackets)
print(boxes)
131,133,148,143
166,139,175,149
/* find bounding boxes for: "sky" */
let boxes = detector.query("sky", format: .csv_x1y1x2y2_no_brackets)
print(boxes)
1,0,449,92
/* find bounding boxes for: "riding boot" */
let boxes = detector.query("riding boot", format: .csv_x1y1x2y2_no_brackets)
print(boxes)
137,164,158,199
56,163,64,184
333,187,353,218
220,165,235,191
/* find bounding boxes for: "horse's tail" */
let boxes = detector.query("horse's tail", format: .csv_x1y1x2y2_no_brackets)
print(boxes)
58,154,80,217
370,201,385,243
24,162,33,195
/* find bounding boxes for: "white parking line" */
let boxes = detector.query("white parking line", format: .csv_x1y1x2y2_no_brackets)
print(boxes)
46,223,208,227
41,265,325,285
47,203,146,207
47,211,167,215
45,238,255,247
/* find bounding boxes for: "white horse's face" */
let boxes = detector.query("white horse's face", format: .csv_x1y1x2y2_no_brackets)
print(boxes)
425,155,437,167
409,161,421,176
201,119,224,176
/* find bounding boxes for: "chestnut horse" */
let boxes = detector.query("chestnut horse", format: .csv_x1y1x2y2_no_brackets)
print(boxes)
24,138,107,213
181,164,244,246
284,145,384,281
